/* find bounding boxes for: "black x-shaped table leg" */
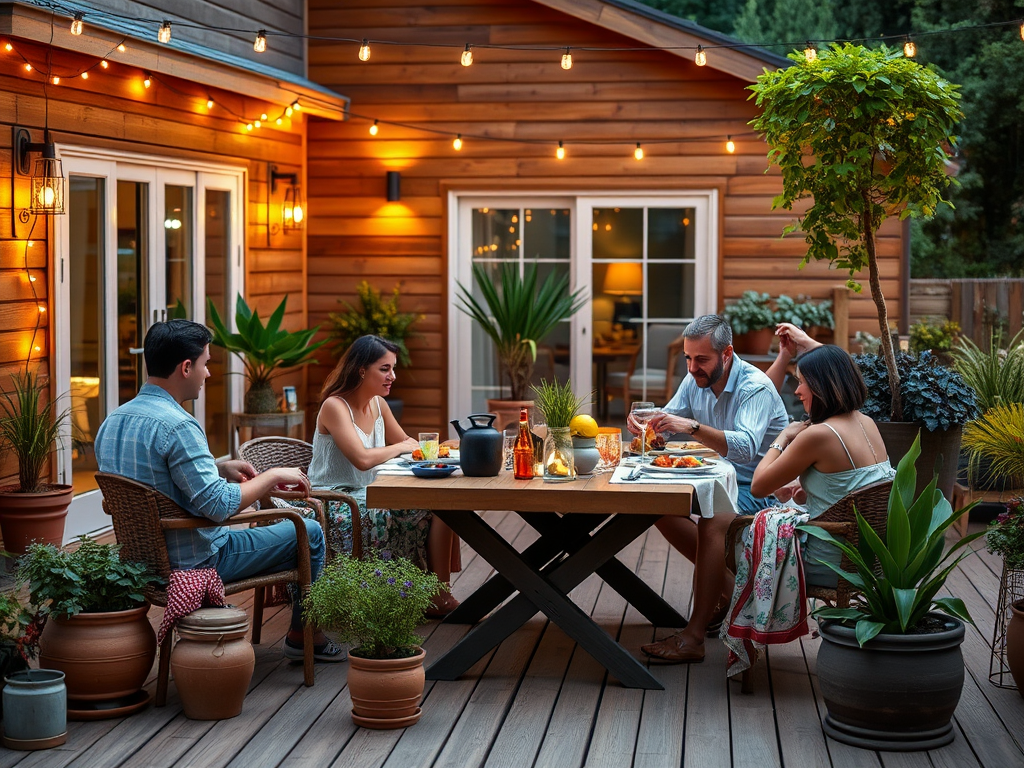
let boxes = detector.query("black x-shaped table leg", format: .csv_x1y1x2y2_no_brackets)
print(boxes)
427,509,672,689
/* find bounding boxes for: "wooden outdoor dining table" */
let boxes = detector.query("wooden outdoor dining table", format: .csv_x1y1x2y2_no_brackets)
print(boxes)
366,470,695,690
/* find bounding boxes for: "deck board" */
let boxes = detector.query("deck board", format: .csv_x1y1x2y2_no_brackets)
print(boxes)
4,521,1023,768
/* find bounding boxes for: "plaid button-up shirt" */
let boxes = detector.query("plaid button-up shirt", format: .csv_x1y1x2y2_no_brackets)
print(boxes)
95,382,241,569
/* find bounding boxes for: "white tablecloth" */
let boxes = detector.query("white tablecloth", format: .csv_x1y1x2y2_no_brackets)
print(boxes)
609,459,739,518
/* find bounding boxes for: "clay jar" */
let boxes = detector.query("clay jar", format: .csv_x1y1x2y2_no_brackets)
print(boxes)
1007,600,1024,697
347,647,425,729
170,607,254,720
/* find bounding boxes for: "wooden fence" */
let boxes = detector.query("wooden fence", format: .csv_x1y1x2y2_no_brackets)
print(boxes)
909,279,1024,345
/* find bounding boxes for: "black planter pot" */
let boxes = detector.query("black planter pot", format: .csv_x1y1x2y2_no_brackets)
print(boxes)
817,615,966,751
876,422,962,502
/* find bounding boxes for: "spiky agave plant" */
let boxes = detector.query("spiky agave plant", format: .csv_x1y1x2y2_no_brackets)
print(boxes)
0,371,69,493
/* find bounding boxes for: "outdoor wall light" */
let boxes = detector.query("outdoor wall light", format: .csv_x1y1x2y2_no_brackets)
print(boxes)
386,171,401,202
13,127,66,216
269,165,305,233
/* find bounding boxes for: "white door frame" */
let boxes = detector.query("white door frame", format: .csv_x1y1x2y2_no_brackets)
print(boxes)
447,190,719,422
53,146,246,540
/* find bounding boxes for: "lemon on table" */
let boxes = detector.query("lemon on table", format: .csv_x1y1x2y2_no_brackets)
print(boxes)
570,414,599,438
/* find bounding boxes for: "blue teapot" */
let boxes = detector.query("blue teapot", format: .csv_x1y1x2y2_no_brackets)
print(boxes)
450,414,503,477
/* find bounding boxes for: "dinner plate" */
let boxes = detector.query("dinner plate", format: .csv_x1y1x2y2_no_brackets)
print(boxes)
410,462,458,478
400,449,460,464
639,459,719,476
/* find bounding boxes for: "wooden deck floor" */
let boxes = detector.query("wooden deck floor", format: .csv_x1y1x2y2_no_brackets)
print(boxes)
2,517,1023,768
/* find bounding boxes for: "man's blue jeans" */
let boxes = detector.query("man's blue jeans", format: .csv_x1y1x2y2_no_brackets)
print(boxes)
735,482,777,515
215,518,325,632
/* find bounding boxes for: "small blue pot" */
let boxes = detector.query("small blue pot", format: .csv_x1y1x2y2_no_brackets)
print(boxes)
3,669,68,750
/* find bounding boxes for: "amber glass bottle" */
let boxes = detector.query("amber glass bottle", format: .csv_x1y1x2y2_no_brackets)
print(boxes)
513,407,535,479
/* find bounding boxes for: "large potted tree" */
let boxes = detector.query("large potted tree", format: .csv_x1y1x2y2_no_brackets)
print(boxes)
802,433,982,750
750,43,965,491
455,262,585,430
207,294,327,414
0,371,72,558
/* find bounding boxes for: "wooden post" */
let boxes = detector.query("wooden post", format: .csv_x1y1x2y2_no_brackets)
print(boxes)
831,285,850,351
1010,282,1023,340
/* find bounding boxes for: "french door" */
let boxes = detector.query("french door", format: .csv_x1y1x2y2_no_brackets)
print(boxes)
448,191,718,421
54,148,245,540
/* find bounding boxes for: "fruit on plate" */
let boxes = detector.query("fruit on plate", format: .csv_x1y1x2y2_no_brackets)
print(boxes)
629,426,665,453
412,445,450,461
569,414,599,438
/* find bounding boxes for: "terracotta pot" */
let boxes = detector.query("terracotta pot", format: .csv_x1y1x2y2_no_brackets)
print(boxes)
0,484,72,558
171,607,254,720
347,647,425,729
39,605,155,708
485,399,534,433
732,328,774,355
1007,600,1024,697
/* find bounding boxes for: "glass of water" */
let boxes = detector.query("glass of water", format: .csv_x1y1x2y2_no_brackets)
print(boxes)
503,427,517,471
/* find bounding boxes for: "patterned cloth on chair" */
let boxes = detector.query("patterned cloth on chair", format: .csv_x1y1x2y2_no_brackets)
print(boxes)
721,507,810,676
157,568,226,644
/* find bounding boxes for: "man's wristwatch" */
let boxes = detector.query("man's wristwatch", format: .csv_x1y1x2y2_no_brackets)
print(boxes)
691,420,701,433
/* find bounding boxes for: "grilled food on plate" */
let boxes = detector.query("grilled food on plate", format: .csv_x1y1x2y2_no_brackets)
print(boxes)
651,454,706,469
411,445,450,461
629,426,665,453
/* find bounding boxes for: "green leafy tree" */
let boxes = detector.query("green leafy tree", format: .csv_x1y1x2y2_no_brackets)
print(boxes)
749,44,963,420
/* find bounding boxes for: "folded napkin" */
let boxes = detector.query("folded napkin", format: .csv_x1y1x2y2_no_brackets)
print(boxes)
609,461,739,518
157,568,226,644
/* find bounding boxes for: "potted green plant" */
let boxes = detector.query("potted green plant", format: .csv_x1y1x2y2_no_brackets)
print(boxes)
456,262,585,429
723,291,776,354
303,554,441,729
801,433,982,750
0,589,43,706
961,404,1024,490
987,498,1024,691
18,537,161,718
532,380,592,480
773,294,835,342
854,351,979,500
326,282,422,421
751,44,963,422
909,319,961,363
207,294,327,414
0,370,73,558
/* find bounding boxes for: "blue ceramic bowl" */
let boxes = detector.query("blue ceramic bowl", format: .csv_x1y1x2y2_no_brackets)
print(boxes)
410,462,457,479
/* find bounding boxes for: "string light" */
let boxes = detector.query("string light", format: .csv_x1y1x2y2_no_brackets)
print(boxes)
80,71,88,79
804,41,817,62
51,75,59,85
260,113,268,121
143,73,152,88
695,45,706,67
206,98,214,108
903,37,917,58
358,39,370,61
369,119,379,135
158,21,172,44
117,43,126,52
276,117,282,125
4,42,12,51
561,47,573,70
556,140,565,159
292,100,301,111
70,12,83,36
246,123,253,131
453,134,463,150
37,305,45,313
1020,21,1024,41
461,44,473,67
254,119,261,128
726,136,735,153
100,60,108,68
285,105,293,117
24,63,31,72
254,30,267,53
634,142,644,160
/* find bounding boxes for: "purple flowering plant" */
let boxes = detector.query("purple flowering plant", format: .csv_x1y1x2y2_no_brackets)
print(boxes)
987,497,1024,571
303,554,445,659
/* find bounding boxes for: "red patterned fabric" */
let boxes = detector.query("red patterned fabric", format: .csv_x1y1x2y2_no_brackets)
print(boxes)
157,568,226,644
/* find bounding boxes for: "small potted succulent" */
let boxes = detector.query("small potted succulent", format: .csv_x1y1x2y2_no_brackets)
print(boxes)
723,291,775,354
303,554,443,729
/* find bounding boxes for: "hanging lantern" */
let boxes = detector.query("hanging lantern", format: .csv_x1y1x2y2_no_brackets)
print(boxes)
29,145,66,215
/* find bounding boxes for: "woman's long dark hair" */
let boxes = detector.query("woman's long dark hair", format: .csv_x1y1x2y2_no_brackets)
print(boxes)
320,335,400,405
797,344,867,423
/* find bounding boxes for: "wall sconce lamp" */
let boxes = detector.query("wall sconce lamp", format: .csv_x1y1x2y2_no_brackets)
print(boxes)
13,127,67,216
269,165,305,233
386,171,401,202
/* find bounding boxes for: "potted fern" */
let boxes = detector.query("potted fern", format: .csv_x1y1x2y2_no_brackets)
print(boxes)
0,371,72,558
207,294,327,414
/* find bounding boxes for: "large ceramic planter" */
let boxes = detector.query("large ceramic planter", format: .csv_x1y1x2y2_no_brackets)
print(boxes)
39,604,156,719
876,422,962,502
732,328,774,355
486,398,534,433
0,484,72,559
347,647,425,729
171,607,254,720
817,615,966,751
244,381,279,414
1007,600,1024,697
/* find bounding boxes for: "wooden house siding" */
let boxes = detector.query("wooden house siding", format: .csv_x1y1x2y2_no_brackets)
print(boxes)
305,0,904,433
0,38,309,487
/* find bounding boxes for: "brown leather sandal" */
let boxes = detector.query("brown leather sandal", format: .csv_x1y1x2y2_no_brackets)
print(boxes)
640,633,706,664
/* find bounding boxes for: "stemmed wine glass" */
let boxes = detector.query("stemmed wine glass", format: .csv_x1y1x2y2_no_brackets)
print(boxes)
630,401,660,466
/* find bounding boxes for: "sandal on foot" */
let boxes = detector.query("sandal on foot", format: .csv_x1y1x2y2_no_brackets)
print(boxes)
641,633,705,664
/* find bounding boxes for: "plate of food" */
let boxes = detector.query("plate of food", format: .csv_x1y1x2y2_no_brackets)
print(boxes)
639,455,719,475
663,440,718,457
627,426,665,455
410,462,458,479
402,446,460,464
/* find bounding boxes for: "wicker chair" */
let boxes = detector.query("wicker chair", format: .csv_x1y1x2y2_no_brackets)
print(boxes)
94,472,316,707
724,478,892,693
238,436,364,560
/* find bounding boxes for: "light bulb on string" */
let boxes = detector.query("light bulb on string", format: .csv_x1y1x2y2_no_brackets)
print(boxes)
81,71,88,80
260,113,268,121
369,119,379,136
726,136,735,153
634,143,644,161
254,119,261,128
207,98,214,108
24,63,31,72
285,105,293,117
143,73,152,88
358,39,370,61
453,134,463,150
292,101,300,111
254,30,267,53
52,76,60,85
276,118,282,125
246,123,253,131
100,60,108,68
461,44,473,66
556,140,565,160
804,41,817,62
70,12,83,36
561,47,573,70
695,45,706,67
117,44,126,52
158,21,172,44
903,37,916,58
4,43,12,52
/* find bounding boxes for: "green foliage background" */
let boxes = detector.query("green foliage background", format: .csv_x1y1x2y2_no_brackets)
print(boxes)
639,0,1024,278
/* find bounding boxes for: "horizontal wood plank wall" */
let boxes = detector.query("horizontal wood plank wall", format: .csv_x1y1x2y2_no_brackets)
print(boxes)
0,41,307,486
306,0,903,433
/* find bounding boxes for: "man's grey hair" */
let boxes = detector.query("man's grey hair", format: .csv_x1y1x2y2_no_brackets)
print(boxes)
683,314,733,353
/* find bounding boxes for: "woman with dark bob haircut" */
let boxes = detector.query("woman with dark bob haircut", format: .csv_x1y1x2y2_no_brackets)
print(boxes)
749,343,895,586
298,335,459,616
